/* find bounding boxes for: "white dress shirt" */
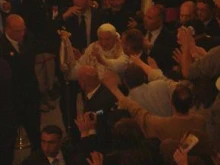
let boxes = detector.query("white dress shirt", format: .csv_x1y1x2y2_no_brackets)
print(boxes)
145,26,163,54
6,33,20,53
145,26,163,46
47,150,66,165
86,84,101,100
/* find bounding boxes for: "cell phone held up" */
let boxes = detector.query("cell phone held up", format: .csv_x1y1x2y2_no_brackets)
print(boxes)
89,110,104,120
180,133,199,153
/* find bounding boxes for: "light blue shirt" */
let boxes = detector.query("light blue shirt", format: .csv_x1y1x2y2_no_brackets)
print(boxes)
128,80,173,117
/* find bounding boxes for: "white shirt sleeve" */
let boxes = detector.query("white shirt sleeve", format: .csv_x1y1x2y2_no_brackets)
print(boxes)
101,52,129,74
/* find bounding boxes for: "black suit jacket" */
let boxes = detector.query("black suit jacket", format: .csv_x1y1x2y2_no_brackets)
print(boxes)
0,57,17,165
61,7,102,51
100,7,133,34
22,135,100,165
148,26,178,74
22,149,75,165
205,17,220,37
0,33,40,116
83,84,117,153
83,84,117,113
20,0,61,53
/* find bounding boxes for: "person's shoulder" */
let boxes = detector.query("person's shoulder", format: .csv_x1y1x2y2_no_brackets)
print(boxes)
0,35,12,54
0,34,8,44
208,45,220,56
21,150,47,165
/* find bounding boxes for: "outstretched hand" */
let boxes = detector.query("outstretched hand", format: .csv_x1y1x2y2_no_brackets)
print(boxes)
101,71,120,90
147,56,158,69
130,55,144,67
173,147,188,165
127,17,138,29
87,151,103,165
63,6,81,20
75,112,97,138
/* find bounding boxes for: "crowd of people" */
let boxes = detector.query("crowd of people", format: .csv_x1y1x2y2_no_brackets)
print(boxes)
0,0,220,165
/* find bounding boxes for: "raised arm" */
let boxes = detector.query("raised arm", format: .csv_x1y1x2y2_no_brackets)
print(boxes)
101,71,153,136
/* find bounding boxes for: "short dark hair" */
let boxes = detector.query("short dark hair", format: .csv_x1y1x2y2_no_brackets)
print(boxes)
192,78,218,109
196,0,215,9
113,118,145,150
171,85,193,114
123,64,146,89
41,125,63,139
122,29,144,53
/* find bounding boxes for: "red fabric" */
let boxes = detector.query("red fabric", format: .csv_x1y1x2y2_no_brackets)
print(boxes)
165,7,179,22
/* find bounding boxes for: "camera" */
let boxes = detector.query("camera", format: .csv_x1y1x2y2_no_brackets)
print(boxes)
89,110,104,120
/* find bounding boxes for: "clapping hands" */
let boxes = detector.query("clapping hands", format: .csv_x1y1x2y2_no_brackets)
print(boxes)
63,6,82,20
75,112,97,138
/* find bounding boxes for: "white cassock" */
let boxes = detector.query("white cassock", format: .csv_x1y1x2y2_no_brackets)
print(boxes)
68,41,129,80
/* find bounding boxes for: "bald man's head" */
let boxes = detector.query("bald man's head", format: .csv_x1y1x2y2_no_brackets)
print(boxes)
5,14,26,42
180,1,196,24
144,4,165,31
77,66,100,93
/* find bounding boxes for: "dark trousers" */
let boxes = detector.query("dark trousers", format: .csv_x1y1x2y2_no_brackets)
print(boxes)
60,80,80,143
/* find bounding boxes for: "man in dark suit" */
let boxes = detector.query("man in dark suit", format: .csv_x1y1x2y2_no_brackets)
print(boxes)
143,4,178,76
22,125,75,165
20,0,62,54
76,65,117,153
61,0,102,52
196,0,220,37
19,0,65,112
0,57,16,165
0,14,41,153
59,0,102,142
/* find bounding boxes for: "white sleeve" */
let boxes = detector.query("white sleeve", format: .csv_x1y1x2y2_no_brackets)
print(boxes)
102,53,129,74
148,69,178,94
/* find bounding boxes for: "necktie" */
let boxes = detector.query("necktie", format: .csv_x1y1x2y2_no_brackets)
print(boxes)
79,15,87,50
51,158,59,165
147,31,152,42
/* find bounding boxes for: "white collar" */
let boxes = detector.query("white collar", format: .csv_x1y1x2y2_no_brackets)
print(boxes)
80,7,91,18
6,33,19,45
47,150,64,164
87,84,101,100
146,26,163,45
204,17,212,27
150,26,163,38
5,33,20,52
